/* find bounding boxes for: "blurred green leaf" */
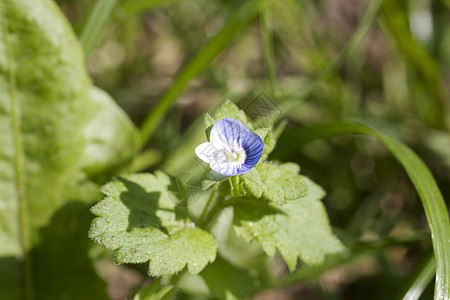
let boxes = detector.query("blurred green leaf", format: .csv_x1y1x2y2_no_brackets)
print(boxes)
234,177,345,271
424,129,450,170
200,256,260,300
381,0,446,129
139,0,261,145
275,121,450,299
82,87,140,183
89,173,217,276
130,149,163,173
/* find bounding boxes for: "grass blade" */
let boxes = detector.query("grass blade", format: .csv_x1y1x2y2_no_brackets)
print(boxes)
80,0,118,59
381,0,447,130
139,0,261,146
274,121,450,300
276,0,382,114
400,254,435,300
298,0,382,100
117,0,178,17
260,2,278,95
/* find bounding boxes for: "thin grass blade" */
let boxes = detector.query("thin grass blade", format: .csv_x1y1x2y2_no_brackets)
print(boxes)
80,0,118,59
139,0,261,146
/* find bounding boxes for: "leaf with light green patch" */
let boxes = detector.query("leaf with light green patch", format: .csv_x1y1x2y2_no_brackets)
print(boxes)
253,127,271,141
259,120,286,161
89,172,217,276
259,129,276,161
214,100,252,129
204,112,215,141
233,177,345,271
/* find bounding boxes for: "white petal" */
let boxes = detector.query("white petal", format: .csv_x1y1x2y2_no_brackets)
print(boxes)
195,142,222,164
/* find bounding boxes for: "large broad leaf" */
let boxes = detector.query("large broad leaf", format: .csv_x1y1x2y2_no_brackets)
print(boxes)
81,87,140,183
0,0,138,298
89,173,218,277
233,177,345,271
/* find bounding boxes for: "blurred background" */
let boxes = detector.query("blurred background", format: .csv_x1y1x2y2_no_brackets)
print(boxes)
55,0,449,299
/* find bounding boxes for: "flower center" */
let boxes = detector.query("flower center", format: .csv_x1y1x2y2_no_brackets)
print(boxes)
226,140,246,165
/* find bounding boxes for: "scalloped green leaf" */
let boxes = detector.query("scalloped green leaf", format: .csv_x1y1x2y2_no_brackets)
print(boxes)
241,162,307,205
89,173,217,276
234,177,345,271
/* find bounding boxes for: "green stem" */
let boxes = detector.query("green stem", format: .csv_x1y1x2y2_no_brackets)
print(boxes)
230,176,245,196
197,183,218,227
201,198,226,230
198,185,227,230
162,271,184,300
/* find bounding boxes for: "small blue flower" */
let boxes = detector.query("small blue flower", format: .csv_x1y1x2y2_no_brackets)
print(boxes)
195,118,264,176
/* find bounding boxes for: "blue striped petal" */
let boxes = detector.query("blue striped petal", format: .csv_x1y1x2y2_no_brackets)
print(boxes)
209,118,249,150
